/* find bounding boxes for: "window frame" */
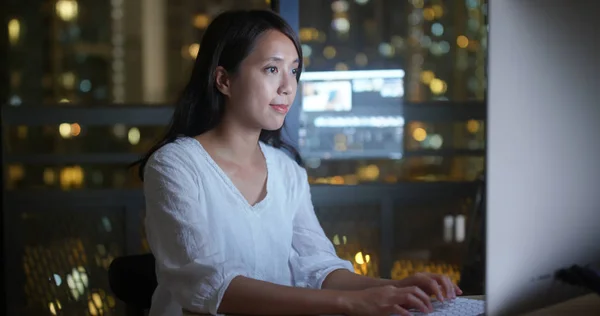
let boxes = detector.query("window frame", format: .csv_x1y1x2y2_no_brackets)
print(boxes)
1,2,486,311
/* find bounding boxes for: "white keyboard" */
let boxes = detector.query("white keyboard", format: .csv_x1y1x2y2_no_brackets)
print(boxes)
410,297,485,316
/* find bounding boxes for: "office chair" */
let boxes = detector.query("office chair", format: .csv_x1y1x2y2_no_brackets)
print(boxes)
108,253,157,316
459,173,486,295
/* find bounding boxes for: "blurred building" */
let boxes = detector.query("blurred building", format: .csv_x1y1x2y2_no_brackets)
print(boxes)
3,0,487,314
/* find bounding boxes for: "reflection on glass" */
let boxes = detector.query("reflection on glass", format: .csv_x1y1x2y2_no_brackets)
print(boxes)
299,69,405,160
300,0,487,101
6,0,269,106
298,0,487,183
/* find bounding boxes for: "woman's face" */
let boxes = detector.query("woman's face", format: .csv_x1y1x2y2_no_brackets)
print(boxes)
216,30,300,132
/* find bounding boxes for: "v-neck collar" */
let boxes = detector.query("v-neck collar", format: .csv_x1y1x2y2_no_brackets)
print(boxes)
188,137,272,213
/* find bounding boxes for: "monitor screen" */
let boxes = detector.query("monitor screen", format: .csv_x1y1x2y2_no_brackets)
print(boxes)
298,69,405,159
486,1,600,315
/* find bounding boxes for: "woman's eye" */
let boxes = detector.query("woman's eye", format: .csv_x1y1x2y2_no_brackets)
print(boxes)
266,66,278,73
291,68,298,75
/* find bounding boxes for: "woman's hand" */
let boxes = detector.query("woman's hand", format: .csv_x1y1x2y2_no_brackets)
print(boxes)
395,272,463,303
342,285,434,316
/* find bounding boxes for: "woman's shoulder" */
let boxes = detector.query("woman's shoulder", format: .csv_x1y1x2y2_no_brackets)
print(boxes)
146,136,204,171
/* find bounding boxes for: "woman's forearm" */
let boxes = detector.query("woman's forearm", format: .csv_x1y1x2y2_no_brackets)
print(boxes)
322,269,396,291
218,275,350,315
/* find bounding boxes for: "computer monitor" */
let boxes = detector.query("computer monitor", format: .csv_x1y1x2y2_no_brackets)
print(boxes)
298,69,405,159
487,0,600,315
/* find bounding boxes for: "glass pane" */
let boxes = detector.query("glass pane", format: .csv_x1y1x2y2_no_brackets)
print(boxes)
299,0,488,101
297,0,487,181
13,209,126,315
5,163,141,190
6,0,270,107
391,196,472,284
316,205,381,277
4,124,165,154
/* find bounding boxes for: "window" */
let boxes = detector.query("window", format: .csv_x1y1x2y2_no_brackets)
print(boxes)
293,1,487,284
4,0,270,191
6,0,270,106
299,0,487,101
297,0,487,183
2,1,487,314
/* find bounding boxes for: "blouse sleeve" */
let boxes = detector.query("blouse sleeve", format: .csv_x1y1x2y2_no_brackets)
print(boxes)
289,169,355,289
143,146,250,315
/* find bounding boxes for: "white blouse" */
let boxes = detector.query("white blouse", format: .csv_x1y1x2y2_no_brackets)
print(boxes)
143,137,354,316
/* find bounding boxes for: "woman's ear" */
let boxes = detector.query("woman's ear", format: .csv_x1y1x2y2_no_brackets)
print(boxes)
214,66,231,96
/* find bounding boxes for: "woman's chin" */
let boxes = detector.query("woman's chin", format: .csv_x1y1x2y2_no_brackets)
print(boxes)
261,120,286,131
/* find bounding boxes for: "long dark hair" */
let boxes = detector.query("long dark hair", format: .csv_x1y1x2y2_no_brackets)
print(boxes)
135,10,303,181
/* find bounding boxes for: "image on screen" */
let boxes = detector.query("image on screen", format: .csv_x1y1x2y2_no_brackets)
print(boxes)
298,69,405,159
301,80,352,112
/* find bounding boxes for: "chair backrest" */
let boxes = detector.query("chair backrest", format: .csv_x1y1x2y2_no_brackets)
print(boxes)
108,253,158,309
459,174,486,295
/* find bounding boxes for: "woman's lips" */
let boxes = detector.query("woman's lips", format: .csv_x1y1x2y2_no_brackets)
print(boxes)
269,104,289,114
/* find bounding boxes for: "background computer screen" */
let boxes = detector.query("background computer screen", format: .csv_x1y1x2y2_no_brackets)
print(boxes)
299,69,405,159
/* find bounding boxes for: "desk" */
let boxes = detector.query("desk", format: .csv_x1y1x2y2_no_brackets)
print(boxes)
184,294,600,316
465,294,600,315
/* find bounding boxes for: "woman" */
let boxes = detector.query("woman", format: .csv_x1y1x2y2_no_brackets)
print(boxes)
139,9,461,316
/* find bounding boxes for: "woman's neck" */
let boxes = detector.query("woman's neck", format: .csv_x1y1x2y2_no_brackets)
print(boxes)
198,122,263,165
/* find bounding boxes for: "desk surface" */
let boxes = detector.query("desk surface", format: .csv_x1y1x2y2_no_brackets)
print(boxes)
465,294,600,315
184,294,600,316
